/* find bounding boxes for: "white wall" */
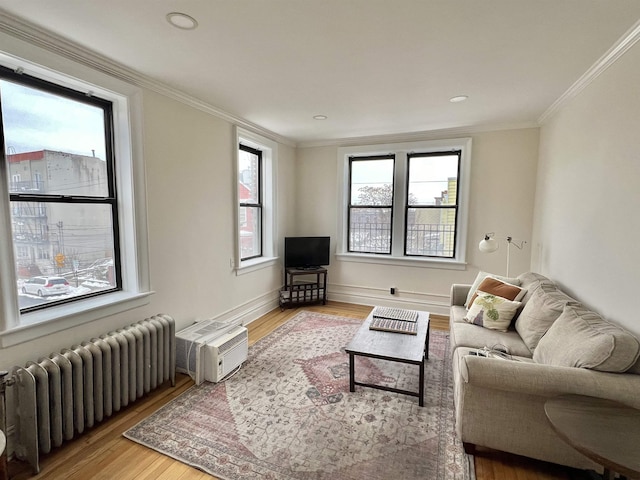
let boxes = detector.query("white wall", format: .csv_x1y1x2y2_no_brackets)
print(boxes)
296,128,539,314
533,40,640,336
0,88,295,372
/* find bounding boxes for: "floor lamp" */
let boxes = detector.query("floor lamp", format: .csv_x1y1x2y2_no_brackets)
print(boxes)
478,233,527,277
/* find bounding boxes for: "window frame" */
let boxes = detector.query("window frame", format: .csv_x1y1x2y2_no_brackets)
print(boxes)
404,150,462,259
347,154,396,255
336,138,471,270
0,40,150,348
238,143,263,261
234,127,278,274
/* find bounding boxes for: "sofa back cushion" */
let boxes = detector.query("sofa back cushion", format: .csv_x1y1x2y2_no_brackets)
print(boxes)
516,271,555,306
533,305,640,372
515,283,579,352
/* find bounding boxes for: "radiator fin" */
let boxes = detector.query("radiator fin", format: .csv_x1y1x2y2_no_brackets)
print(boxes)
10,314,176,474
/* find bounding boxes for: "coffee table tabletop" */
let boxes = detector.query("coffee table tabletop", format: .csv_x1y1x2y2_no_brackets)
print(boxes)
345,309,430,405
544,394,640,480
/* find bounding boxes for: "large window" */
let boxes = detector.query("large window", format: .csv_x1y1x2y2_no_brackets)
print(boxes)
235,127,277,273
338,138,471,267
0,44,149,346
1,67,121,313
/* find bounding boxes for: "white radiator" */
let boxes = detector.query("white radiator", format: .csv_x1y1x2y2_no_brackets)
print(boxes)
7,313,176,474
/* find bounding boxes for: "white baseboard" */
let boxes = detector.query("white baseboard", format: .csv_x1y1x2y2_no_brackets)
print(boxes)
203,290,280,327
327,283,450,316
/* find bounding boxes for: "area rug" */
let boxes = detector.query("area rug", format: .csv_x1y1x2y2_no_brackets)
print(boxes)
124,311,475,480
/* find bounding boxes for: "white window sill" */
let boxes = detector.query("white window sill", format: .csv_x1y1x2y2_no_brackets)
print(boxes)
0,290,154,348
236,256,279,275
335,252,467,270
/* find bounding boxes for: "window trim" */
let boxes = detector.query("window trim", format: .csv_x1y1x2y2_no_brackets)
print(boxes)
336,138,471,270
0,40,151,347
234,127,278,274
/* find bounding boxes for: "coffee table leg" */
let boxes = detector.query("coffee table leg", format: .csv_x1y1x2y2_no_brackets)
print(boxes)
419,359,425,407
349,353,355,392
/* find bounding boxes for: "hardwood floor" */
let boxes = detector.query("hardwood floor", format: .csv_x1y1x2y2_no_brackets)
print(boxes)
8,302,581,480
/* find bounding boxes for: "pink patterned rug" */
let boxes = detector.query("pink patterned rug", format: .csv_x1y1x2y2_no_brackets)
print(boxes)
124,311,475,480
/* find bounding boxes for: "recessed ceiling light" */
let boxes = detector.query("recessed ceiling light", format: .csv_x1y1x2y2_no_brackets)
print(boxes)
166,12,198,30
449,95,469,103
313,115,328,120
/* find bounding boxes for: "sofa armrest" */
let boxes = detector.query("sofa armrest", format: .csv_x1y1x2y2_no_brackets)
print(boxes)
450,284,471,307
458,354,640,407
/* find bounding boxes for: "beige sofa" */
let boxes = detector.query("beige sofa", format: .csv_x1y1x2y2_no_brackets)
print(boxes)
449,271,640,470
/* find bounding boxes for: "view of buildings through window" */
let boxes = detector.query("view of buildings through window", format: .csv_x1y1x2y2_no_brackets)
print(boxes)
348,151,459,257
1,73,119,312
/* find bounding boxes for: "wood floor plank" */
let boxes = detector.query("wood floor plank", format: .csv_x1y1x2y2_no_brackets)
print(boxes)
8,301,578,480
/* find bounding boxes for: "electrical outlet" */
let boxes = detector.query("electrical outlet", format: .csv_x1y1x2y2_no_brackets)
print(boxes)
390,287,396,295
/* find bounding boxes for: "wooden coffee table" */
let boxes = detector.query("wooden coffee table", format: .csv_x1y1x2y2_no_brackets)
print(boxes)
545,394,640,480
345,309,430,406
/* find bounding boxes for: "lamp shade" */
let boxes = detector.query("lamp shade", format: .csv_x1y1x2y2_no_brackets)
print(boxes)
479,236,499,253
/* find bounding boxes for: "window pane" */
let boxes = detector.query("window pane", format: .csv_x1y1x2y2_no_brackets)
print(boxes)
239,148,260,204
350,158,394,206
240,206,261,259
1,79,109,197
408,154,458,206
349,207,391,253
405,207,456,257
13,202,117,310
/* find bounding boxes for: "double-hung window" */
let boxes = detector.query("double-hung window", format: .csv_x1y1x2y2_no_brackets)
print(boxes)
238,144,263,260
348,155,395,254
338,138,470,267
1,67,120,312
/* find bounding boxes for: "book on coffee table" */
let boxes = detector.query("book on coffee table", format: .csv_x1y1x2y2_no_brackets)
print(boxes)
372,306,418,323
369,317,418,335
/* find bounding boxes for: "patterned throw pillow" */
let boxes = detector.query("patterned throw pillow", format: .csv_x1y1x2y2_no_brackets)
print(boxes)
464,291,523,332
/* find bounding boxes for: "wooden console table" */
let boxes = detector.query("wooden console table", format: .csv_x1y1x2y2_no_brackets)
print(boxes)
279,267,327,308
544,394,640,480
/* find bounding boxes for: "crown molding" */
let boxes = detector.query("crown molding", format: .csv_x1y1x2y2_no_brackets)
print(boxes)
538,19,640,125
0,11,296,147
296,121,539,149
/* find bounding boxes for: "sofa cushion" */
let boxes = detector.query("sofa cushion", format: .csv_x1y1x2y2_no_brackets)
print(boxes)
516,272,555,306
450,320,533,358
467,277,526,307
515,283,579,353
465,271,521,308
465,291,522,332
533,305,640,372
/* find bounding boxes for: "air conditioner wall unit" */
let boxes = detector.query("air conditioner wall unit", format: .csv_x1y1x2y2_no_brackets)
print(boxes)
176,320,248,384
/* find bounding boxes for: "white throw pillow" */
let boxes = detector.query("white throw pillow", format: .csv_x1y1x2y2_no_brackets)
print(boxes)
464,271,521,308
464,291,522,332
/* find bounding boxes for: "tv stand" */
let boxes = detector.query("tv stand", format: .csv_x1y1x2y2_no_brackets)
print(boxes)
279,267,327,309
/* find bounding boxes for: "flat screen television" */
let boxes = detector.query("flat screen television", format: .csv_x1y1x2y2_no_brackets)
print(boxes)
284,236,330,269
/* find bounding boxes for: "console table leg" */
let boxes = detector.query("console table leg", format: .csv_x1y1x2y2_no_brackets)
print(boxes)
349,353,355,392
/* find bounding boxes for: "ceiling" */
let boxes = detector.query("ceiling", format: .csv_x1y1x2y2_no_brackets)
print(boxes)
1,1,640,145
